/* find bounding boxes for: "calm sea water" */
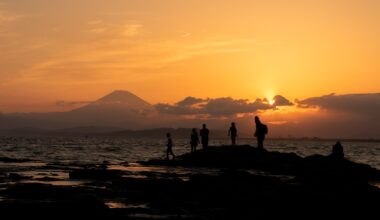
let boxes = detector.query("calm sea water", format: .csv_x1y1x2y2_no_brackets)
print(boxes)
0,136,379,169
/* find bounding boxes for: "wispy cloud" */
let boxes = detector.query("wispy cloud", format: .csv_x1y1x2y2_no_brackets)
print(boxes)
181,33,191,38
87,20,103,25
85,20,142,36
0,7,22,26
55,100,93,107
122,24,142,37
26,30,258,82
0,6,23,39
86,27,108,34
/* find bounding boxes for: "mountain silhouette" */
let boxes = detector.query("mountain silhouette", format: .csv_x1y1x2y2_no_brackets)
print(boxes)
96,90,151,108
0,90,157,130
63,90,155,128
69,90,153,116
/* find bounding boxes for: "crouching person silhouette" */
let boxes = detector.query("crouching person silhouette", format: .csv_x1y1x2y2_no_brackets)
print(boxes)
331,141,344,159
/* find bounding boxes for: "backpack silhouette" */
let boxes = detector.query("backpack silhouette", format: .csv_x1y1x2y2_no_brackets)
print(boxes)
262,124,268,135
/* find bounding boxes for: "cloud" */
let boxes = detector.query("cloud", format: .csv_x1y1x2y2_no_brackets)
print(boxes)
86,27,108,34
55,100,92,107
181,33,191,38
122,24,142,37
176,96,205,107
0,4,22,27
273,95,293,106
155,96,275,117
26,36,258,83
0,11,17,25
85,21,142,36
87,20,103,25
296,93,380,115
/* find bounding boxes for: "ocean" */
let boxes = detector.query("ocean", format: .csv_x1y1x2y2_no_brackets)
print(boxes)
0,136,379,169
0,136,379,205
0,137,380,188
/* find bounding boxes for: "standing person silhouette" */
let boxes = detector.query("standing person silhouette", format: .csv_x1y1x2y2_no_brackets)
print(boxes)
254,116,268,149
166,133,175,160
200,124,209,149
190,128,200,153
228,122,238,145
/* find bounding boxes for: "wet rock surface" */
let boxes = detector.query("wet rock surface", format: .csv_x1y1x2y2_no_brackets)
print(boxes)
0,145,379,219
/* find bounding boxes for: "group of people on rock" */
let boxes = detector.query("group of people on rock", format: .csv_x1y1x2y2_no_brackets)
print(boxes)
166,116,345,161
166,116,268,160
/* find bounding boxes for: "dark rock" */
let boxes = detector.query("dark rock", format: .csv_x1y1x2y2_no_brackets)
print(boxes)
0,157,32,163
145,145,303,175
70,168,122,180
0,184,115,218
4,183,75,200
144,145,380,184
297,154,380,187
35,176,62,181
8,173,31,181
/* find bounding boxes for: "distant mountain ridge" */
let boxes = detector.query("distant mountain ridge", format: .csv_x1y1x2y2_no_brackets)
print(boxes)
0,126,252,138
0,90,157,130
96,90,151,107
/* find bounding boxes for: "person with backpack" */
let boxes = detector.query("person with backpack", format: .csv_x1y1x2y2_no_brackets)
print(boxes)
254,116,268,149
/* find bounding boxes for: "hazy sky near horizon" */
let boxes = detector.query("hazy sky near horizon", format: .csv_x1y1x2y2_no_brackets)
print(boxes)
0,0,380,112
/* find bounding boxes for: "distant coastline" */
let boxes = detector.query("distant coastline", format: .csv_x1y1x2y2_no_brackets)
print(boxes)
1,126,380,142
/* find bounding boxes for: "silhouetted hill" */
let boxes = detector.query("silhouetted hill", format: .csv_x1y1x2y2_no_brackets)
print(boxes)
52,126,124,135
109,128,249,139
0,127,247,138
96,90,151,108
0,90,157,130
58,90,155,128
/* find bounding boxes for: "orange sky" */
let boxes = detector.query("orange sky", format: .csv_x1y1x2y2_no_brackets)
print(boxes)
0,0,379,113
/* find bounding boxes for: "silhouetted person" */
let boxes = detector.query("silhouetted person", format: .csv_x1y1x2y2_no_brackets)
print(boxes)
190,128,200,153
200,124,209,149
254,116,268,149
166,133,175,160
331,141,344,159
228,122,238,145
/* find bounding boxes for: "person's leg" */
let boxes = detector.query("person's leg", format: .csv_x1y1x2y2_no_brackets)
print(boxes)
166,149,169,160
257,138,264,149
262,137,265,149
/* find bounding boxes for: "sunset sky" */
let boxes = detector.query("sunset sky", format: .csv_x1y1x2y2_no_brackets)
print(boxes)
0,0,379,114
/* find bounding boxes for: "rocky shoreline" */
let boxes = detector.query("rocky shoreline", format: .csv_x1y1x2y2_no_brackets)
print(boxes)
0,145,379,219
